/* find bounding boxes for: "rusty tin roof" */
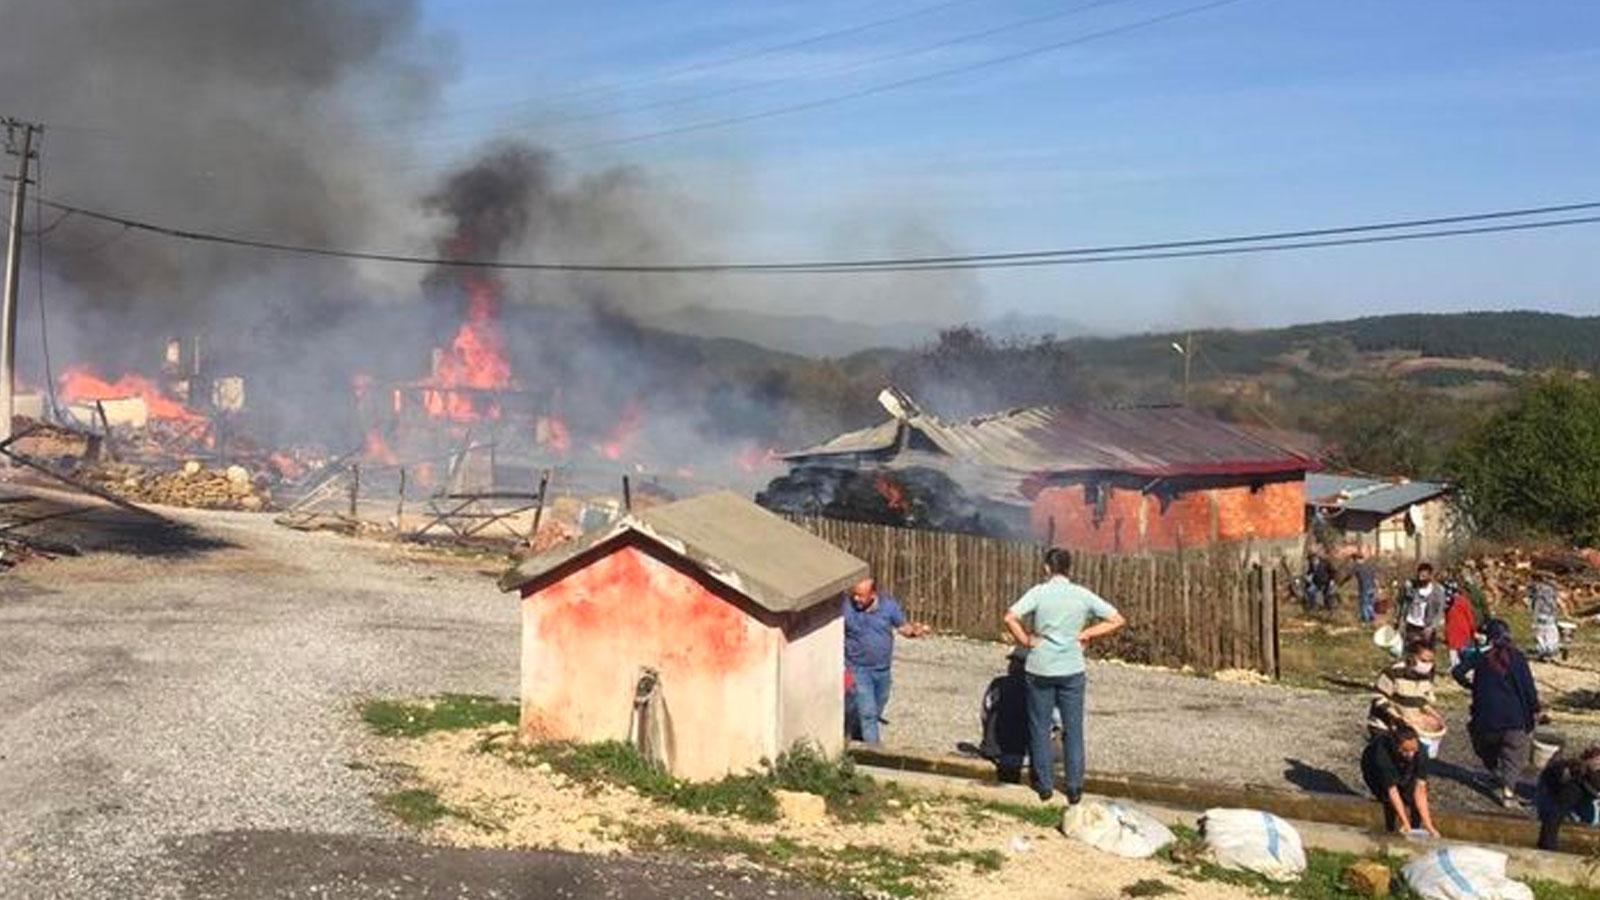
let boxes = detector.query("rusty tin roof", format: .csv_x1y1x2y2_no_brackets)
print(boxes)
785,404,1314,480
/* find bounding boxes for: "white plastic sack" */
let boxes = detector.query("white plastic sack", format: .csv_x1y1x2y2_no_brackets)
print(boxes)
1060,799,1175,859
1200,808,1307,882
1403,846,1533,900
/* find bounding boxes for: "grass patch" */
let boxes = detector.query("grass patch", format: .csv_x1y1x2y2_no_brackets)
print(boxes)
514,740,903,824
628,821,1001,899
966,798,1061,829
361,694,518,737
1124,879,1179,897
1276,617,1390,692
377,788,454,828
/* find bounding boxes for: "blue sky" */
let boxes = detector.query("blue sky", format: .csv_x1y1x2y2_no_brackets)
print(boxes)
409,0,1600,332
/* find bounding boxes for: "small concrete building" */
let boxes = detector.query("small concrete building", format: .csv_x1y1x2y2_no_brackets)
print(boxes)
499,491,866,781
1305,473,1457,561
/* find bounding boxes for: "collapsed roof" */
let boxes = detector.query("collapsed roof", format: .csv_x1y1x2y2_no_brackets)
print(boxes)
782,391,1315,506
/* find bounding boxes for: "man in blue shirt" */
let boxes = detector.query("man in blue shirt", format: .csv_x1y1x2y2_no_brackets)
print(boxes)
1003,547,1125,803
843,577,927,745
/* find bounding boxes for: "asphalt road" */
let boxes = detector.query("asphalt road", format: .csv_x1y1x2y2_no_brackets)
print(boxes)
0,487,830,899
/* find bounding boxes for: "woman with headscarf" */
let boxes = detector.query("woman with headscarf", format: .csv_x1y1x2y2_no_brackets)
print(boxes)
1537,745,1600,851
1452,619,1540,807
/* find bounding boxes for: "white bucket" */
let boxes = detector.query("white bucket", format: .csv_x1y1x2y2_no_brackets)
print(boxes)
1373,625,1403,657
1533,731,1565,770
1408,710,1447,759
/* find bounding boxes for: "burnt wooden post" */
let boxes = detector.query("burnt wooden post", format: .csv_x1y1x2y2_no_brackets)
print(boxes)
528,468,551,545
348,462,361,519
395,467,407,531
622,474,632,512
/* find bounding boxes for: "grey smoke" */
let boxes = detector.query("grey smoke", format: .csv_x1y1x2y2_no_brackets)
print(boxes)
0,0,981,461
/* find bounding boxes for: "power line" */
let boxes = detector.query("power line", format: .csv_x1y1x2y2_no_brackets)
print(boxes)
552,0,1250,154
391,0,1143,154
16,191,1600,274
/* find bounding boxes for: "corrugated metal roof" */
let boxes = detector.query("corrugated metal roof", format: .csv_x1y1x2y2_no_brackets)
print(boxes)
1305,473,1452,516
785,405,1313,480
500,491,867,613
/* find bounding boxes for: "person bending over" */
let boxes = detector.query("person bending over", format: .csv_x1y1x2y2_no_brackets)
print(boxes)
1361,724,1440,837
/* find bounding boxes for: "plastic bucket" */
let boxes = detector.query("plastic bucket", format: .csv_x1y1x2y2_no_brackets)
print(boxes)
1373,625,1403,657
1409,711,1447,759
1533,730,1565,770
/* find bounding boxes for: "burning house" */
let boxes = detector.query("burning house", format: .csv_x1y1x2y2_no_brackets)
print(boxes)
764,389,1315,557
500,491,866,780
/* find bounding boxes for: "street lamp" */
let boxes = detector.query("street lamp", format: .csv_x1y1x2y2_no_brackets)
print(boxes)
1170,334,1192,404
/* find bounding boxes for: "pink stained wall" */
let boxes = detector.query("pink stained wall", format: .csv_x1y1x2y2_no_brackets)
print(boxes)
778,603,845,759
520,541,784,781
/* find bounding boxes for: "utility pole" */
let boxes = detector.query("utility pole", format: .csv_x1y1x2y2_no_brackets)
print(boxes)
1,117,41,446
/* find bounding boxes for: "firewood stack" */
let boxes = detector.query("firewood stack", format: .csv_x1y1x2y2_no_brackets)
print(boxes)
73,460,274,511
1463,547,1600,613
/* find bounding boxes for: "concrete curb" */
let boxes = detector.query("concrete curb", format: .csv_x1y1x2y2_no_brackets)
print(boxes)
849,745,1600,860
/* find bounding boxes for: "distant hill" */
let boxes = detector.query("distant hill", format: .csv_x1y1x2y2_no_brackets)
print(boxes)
635,304,1085,357
1065,311,1600,379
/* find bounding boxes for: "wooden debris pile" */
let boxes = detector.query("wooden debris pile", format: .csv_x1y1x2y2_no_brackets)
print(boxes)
72,460,274,511
1465,547,1600,611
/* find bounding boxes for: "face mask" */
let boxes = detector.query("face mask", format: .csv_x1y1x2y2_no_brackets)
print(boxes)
1412,661,1434,675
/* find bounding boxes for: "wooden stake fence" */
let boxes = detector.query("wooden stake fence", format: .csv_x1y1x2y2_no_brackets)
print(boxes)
789,516,1277,675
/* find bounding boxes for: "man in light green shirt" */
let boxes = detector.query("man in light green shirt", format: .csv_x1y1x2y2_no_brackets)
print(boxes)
1003,547,1125,803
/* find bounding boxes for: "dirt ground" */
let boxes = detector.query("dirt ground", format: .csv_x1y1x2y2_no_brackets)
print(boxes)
378,728,1261,900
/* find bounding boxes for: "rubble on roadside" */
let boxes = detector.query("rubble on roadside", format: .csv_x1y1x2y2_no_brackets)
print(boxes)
72,460,273,511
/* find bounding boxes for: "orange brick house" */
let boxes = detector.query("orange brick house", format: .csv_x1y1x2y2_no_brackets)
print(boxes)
778,389,1314,558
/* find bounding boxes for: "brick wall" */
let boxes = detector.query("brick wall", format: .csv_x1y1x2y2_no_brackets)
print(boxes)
1030,475,1305,554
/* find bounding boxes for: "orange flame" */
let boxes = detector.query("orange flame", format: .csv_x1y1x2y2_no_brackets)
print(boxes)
364,429,399,465
735,444,779,473
598,400,645,461
537,415,571,455
58,365,200,421
422,274,514,421
875,473,909,513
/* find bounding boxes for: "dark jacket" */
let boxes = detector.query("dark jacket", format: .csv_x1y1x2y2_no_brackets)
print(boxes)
1537,753,1600,851
1452,646,1539,734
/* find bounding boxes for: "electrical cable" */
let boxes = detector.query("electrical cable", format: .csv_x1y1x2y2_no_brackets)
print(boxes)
13,190,1600,275
21,208,71,238
391,0,1143,153
549,0,1250,154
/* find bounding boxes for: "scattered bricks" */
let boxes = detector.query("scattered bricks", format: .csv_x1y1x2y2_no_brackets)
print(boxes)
1344,860,1392,897
773,790,827,826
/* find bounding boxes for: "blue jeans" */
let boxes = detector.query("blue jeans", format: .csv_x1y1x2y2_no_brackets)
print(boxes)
1026,672,1086,796
848,664,892,744
1359,587,1376,624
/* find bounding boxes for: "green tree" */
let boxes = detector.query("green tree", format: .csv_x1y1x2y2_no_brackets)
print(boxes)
1321,384,1476,478
1449,376,1600,545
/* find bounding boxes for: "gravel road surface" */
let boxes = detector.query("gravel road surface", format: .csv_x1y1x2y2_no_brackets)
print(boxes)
883,633,1600,817
0,489,827,899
